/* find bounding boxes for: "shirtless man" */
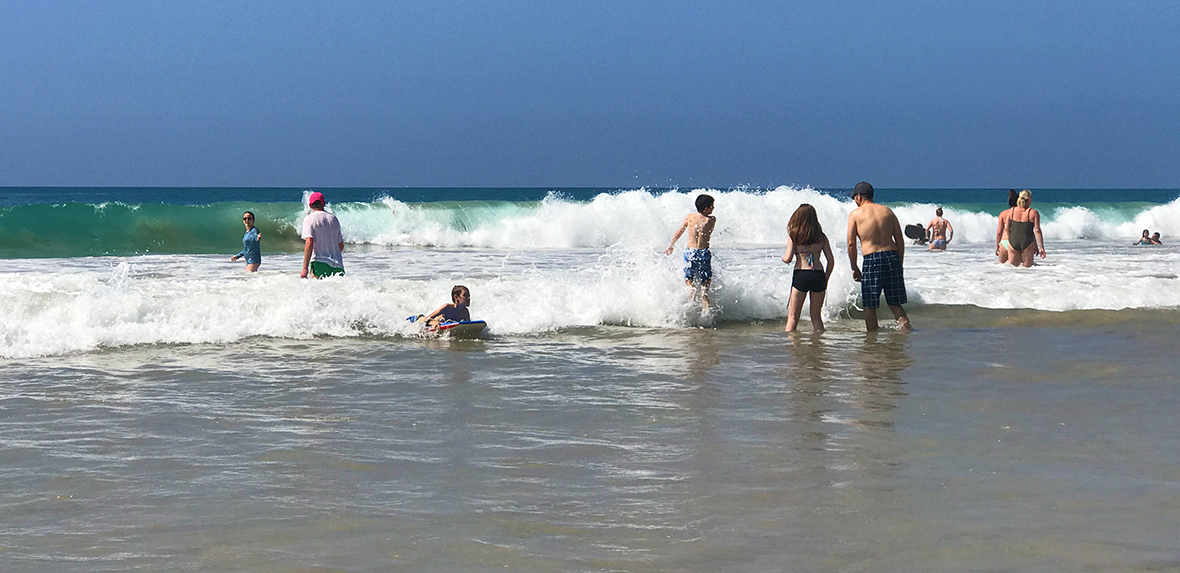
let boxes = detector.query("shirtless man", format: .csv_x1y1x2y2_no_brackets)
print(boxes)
665,194,717,311
926,207,953,251
847,182,911,331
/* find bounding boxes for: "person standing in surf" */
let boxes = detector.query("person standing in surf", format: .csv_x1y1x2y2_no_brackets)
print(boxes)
665,194,717,312
300,191,345,278
1005,189,1045,267
782,204,834,333
995,189,1018,263
847,182,911,332
926,207,953,251
230,211,261,272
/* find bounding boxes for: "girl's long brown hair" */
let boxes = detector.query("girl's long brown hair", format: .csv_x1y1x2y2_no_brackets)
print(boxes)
788,204,823,245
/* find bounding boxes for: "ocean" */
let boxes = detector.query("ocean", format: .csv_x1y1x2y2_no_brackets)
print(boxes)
2,186,1179,571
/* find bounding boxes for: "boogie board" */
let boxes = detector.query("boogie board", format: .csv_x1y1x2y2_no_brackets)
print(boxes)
433,320,487,338
904,224,927,244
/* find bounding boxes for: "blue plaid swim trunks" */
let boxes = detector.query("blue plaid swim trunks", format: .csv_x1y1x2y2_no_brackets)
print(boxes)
860,250,906,309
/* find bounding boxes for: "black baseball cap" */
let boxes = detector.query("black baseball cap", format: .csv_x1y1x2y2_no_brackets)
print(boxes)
852,181,874,197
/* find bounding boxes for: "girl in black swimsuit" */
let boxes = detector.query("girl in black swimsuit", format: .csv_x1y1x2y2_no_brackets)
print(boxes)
782,204,835,332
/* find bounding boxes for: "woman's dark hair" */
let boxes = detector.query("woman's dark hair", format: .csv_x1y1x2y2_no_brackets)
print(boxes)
1008,189,1018,207
788,204,823,246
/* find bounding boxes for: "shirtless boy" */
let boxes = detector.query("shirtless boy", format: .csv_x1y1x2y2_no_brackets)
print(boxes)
426,285,472,327
847,182,911,331
926,207,953,251
665,194,717,311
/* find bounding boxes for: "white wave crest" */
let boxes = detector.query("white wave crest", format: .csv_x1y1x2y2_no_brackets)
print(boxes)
291,189,1180,249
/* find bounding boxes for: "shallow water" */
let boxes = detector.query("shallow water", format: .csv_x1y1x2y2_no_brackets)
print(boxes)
4,186,1179,570
3,313,1178,571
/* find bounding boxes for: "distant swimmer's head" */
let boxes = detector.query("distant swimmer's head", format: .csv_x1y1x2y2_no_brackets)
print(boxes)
1008,189,1019,207
852,181,874,202
695,194,714,214
936,207,943,217
788,204,823,245
1017,189,1032,208
452,284,471,305
308,191,326,209
1152,232,1161,240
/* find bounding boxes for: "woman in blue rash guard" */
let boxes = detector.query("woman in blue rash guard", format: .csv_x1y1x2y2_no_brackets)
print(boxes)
230,211,262,272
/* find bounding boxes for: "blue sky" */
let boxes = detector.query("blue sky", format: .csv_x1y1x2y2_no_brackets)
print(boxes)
1,0,1177,188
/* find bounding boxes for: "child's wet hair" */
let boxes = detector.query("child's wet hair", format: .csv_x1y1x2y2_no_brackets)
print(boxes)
452,285,469,302
695,194,714,213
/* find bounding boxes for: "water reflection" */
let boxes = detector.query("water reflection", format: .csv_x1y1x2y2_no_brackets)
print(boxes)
851,332,913,423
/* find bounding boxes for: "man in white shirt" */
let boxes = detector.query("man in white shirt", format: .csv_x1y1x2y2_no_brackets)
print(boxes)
300,191,345,278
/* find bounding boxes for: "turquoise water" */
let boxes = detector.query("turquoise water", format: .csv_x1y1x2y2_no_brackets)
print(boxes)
2,187,1177,258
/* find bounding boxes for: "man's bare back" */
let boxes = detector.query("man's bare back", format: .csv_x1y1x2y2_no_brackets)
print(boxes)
847,202,903,259
927,217,950,241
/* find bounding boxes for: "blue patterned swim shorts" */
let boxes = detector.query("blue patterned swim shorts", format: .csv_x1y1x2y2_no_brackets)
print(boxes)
684,248,712,284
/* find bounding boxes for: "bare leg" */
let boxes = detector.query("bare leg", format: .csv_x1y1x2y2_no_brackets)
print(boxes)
1008,247,1022,267
1020,246,1036,267
245,263,260,272
864,307,879,331
888,304,911,331
785,287,805,332
685,280,710,312
997,249,1009,264
809,290,826,332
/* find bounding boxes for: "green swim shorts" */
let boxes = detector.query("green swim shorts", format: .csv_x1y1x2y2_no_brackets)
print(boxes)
310,261,344,278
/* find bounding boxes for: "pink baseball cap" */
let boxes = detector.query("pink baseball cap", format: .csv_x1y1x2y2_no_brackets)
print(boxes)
307,191,325,206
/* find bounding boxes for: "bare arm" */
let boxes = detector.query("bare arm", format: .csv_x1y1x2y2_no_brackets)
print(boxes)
891,215,905,266
821,235,835,280
301,237,313,278
664,218,688,255
945,220,953,243
782,236,796,265
847,214,861,281
426,303,450,321
1031,209,1045,258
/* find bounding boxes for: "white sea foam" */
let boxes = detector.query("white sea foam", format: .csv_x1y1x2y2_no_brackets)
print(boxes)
2,235,1178,358
294,188,1180,249
5,187,1179,358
